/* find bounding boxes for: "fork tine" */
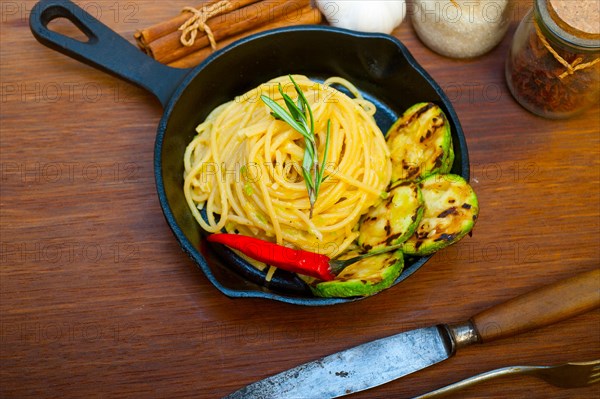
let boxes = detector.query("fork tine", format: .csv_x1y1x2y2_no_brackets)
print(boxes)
589,367,600,385
415,360,600,398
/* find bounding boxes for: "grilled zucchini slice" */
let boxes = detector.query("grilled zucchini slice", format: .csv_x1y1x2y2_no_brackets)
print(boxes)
358,181,424,251
311,250,404,298
403,174,478,256
387,103,454,182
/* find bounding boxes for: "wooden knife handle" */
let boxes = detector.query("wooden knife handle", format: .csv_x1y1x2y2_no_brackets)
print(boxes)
471,269,600,343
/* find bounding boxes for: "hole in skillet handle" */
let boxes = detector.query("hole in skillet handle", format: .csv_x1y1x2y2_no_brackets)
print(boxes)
46,16,91,43
37,3,94,38
29,0,191,108
178,27,470,306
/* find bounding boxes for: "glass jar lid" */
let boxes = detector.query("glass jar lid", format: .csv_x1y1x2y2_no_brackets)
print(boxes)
537,0,600,51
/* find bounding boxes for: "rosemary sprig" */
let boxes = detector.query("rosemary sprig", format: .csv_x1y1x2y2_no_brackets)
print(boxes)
261,76,331,218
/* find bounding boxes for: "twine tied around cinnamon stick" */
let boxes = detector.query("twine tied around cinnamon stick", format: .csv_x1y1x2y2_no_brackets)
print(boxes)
534,21,600,79
179,1,231,49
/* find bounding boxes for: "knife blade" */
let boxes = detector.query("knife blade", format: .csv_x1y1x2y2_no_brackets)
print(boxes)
224,268,599,398
226,326,453,399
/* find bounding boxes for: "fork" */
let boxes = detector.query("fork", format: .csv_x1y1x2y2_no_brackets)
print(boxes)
413,359,600,398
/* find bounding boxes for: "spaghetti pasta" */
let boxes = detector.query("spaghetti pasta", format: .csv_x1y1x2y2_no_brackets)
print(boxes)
183,75,392,259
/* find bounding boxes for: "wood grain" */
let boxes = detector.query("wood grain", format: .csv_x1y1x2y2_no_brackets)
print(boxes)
1,1,599,398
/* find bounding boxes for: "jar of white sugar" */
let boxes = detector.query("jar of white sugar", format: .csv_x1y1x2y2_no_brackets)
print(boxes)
411,0,512,58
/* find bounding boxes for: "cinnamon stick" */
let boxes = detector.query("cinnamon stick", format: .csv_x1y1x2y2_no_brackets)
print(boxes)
148,0,310,64
168,5,322,69
134,0,260,50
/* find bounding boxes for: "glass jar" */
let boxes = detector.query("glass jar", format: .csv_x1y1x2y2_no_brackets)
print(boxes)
506,0,600,119
411,0,512,59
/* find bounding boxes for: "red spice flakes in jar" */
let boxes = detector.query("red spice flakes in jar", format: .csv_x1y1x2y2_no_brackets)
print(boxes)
506,0,600,119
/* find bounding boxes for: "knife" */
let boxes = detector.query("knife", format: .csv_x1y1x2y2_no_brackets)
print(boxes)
224,268,600,398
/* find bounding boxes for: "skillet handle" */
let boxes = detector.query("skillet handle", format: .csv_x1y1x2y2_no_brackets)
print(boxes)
29,0,191,107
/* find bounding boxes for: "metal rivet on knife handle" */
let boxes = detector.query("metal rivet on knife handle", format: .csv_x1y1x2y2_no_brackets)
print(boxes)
446,321,479,350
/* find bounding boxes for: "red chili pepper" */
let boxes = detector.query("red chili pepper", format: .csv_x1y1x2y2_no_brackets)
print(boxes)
207,234,336,281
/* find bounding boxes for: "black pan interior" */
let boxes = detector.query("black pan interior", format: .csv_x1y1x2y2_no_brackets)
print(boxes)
155,27,469,305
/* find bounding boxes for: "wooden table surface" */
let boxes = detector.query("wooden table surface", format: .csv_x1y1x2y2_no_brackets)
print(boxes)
1,1,599,398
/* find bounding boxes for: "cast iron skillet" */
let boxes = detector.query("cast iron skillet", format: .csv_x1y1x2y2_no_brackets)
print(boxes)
30,0,470,306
